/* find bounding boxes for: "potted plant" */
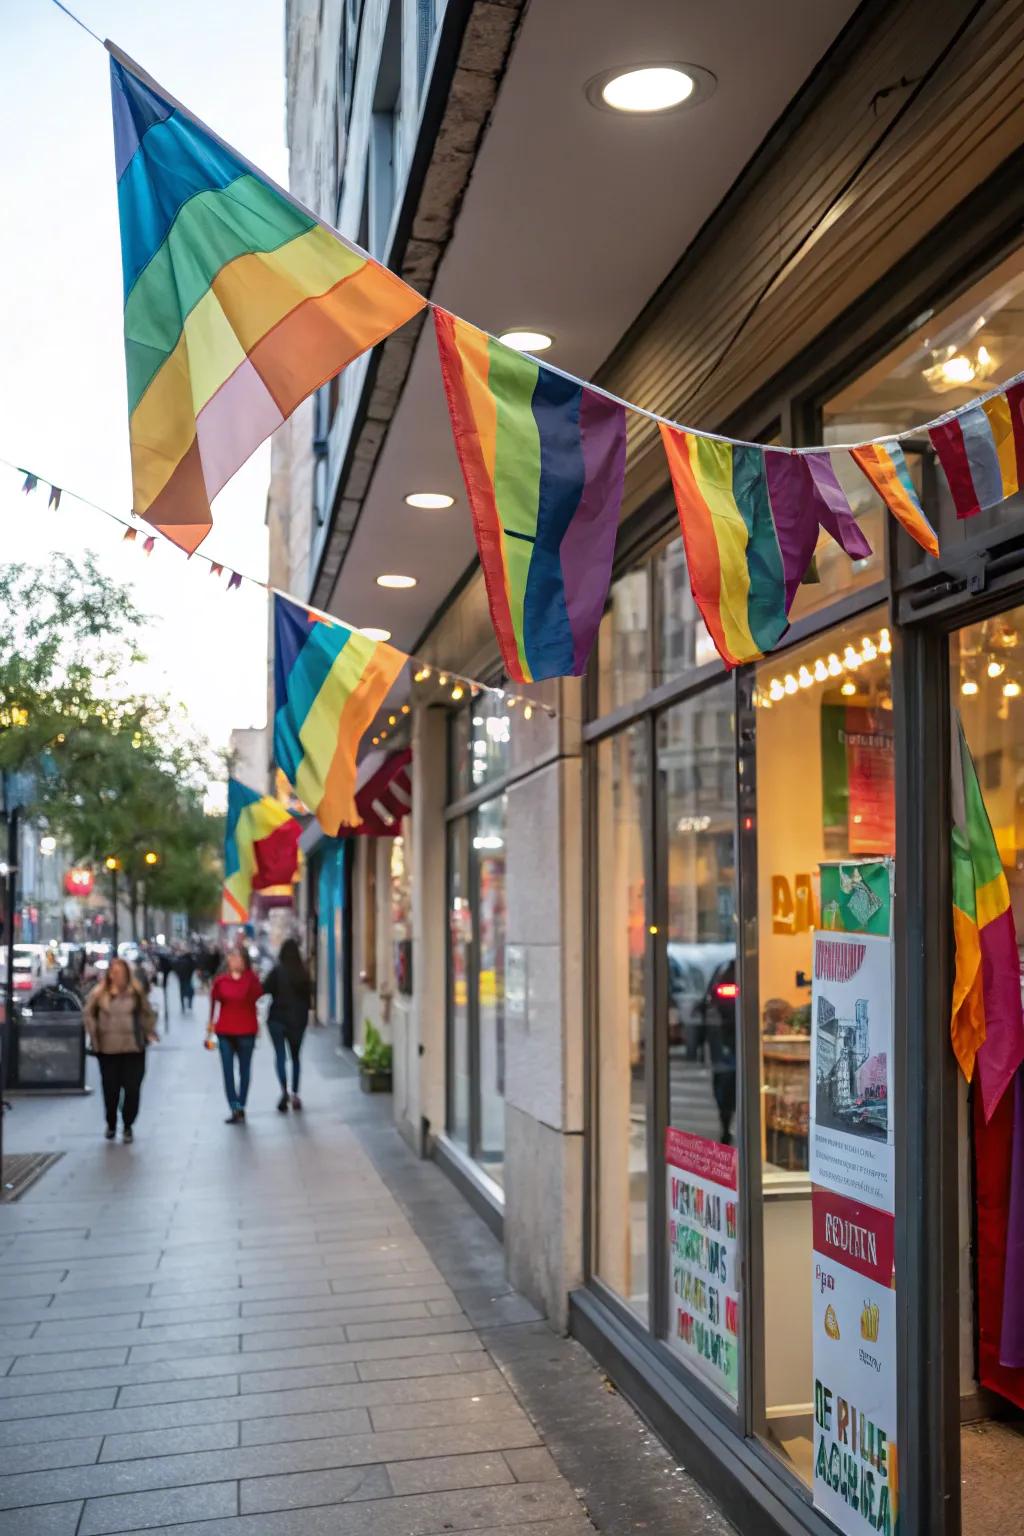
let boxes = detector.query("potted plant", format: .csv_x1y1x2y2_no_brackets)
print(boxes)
359,1021,393,1093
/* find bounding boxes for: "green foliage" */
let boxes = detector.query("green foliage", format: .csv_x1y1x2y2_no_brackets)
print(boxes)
360,1021,393,1074
0,554,225,927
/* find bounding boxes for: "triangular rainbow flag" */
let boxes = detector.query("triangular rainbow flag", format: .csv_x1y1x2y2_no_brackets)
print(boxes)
110,48,425,553
273,596,406,833
222,779,301,924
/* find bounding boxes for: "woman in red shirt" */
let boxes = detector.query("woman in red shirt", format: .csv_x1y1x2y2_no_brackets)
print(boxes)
208,946,263,1124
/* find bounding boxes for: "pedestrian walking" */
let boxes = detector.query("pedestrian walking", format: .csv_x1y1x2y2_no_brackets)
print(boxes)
207,944,262,1124
84,956,159,1143
175,948,196,1012
263,938,312,1112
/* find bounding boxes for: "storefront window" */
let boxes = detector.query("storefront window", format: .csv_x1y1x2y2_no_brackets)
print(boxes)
660,684,737,1147
594,723,649,1320
475,793,507,1183
951,605,1024,1525
450,692,512,800
447,820,471,1148
753,607,893,1484
390,834,412,996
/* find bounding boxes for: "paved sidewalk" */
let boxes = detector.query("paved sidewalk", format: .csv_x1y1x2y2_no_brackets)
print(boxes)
0,992,734,1536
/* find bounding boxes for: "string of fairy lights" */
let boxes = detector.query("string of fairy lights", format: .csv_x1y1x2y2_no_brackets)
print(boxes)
753,627,894,709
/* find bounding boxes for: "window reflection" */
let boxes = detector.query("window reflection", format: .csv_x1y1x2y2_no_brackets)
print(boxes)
475,794,507,1184
594,723,649,1320
596,569,650,715
660,685,737,1148
447,819,471,1147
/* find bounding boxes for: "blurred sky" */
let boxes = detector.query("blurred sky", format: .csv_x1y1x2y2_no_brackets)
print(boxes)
0,0,287,804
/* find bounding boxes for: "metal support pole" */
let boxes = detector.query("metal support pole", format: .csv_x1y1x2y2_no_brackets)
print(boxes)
111,866,119,954
1,801,19,1183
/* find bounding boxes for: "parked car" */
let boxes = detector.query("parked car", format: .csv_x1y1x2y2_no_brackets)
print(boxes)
0,945,48,994
667,942,734,1052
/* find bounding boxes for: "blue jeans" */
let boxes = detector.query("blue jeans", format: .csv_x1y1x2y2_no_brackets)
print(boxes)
267,1020,306,1094
217,1035,255,1111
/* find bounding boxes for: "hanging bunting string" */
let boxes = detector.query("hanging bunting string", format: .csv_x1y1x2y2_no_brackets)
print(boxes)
0,453,555,717
42,0,1013,461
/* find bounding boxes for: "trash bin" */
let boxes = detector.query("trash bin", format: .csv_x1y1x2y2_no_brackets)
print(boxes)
11,985,87,1090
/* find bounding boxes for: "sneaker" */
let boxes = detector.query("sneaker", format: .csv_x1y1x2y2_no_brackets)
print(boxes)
277,1093,289,1113
237,1108,246,1122
123,1128,134,1144
290,1094,302,1111
104,1126,116,1140
225,1110,243,1125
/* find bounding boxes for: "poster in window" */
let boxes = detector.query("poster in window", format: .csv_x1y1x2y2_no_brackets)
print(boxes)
665,1128,739,1401
810,929,894,1214
812,1187,898,1536
821,705,895,857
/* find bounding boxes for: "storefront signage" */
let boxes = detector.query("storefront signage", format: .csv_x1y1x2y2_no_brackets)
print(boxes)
812,1187,897,1535
665,1128,739,1402
821,706,895,858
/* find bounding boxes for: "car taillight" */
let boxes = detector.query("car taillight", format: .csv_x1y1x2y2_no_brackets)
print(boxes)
714,982,739,1000
14,976,32,991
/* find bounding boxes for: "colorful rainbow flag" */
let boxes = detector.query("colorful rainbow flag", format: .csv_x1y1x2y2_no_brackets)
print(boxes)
222,779,300,924
849,441,939,557
110,50,424,553
434,309,626,683
929,384,1024,520
273,595,406,833
951,711,1024,1118
659,431,872,667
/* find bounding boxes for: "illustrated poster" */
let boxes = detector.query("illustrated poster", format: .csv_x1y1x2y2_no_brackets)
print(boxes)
665,1128,739,1401
810,931,894,1214
812,1187,898,1535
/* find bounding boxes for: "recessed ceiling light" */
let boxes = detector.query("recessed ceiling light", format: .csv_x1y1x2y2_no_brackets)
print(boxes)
498,329,553,353
586,63,716,116
405,491,455,509
360,627,392,643
376,573,417,589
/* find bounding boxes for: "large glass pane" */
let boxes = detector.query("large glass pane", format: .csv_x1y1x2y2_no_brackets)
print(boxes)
450,695,511,800
951,608,1024,1535
753,609,893,1485
447,819,471,1147
596,568,650,716
475,794,507,1183
660,683,737,1148
594,723,649,1319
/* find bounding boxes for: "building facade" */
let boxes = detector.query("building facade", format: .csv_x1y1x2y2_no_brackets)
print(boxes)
273,2,1024,1532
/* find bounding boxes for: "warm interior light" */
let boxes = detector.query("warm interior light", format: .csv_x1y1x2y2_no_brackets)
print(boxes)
601,65,695,113
798,665,813,689
1005,680,1022,699
827,654,843,677
523,704,533,720
813,659,828,683
376,573,417,589
451,684,465,701
988,659,1005,678
360,627,391,643
404,492,454,509
879,629,892,655
498,329,553,353
768,679,785,701
783,674,798,695
961,679,979,696
941,354,976,386
840,680,857,697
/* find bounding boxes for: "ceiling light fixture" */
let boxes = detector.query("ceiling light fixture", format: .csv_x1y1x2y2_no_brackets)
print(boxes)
404,492,454,509
498,329,553,353
360,627,392,643
586,62,716,116
376,573,417,589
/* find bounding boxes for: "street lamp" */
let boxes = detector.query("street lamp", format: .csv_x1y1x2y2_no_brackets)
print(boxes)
142,851,159,941
105,857,122,953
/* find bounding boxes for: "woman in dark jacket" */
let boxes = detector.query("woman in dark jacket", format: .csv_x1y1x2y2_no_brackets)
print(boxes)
263,939,312,1111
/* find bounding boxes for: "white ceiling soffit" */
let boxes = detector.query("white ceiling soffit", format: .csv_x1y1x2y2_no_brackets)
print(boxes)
328,0,859,649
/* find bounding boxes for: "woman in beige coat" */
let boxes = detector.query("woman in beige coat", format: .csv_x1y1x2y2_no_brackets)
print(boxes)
84,957,158,1142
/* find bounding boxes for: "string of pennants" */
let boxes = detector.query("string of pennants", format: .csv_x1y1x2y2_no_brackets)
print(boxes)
21,29,1024,839
103,42,1024,695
